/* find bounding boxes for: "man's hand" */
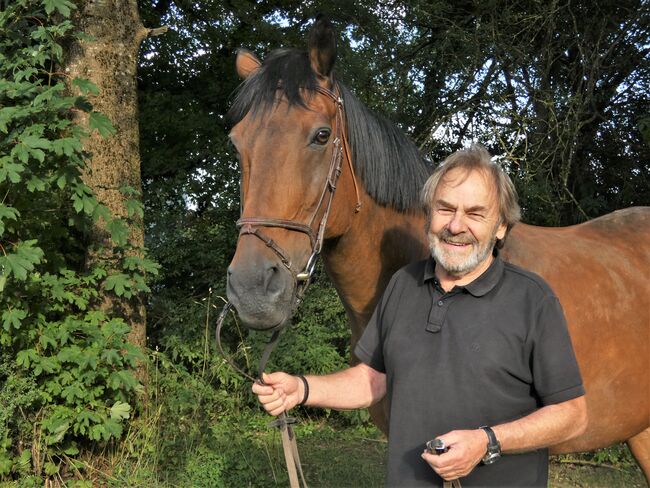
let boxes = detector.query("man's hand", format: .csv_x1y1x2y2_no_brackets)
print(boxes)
421,429,487,481
251,372,302,416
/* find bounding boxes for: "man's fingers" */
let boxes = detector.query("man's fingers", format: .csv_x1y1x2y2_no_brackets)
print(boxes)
252,382,275,395
261,395,289,416
262,371,288,385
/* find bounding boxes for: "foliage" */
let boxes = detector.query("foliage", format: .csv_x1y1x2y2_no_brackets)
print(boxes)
0,0,155,482
346,0,650,225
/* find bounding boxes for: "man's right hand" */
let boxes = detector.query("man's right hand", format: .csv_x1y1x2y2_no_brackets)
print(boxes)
252,372,303,416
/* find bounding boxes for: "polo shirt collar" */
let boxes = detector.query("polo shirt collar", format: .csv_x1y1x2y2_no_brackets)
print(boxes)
422,253,504,297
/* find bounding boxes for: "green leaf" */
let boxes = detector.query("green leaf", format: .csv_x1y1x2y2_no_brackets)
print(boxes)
42,0,77,17
0,107,15,133
72,78,99,96
107,370,139,391
88,112,116,137
77,352,98,371
110,401,131,421
101,348,121,364
0,240,44,281
103,418,123,439
39,331,57,350
0,205,19,236
34,356,59,375
92,203,111,223
26,175,46,192
76,409,100,428
11,144,29,164
61,384,84,402
125,198,144,219
104,273,131,297
45,425,69,445
63,444,79,456
74,96,93,112
52,137,82,156
57,345,81,364
89,423,106,441
2,308,27,331
106,219,129,246
16,349,38,368
21,135,51,150
0,457,10,477
0,160,25,183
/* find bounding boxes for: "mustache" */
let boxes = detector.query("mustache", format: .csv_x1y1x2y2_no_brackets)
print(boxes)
436,228,477,245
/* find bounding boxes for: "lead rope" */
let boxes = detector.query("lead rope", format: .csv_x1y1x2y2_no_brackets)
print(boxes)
216,303,308,488
444,480,462,488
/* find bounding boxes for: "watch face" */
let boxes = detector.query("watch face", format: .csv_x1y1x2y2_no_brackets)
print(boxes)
482,452,501,465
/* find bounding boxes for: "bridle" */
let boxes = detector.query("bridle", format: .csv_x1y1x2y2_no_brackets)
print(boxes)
216,82,361,488
236,83,361,310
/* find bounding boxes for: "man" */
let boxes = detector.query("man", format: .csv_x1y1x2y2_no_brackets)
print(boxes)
253,144,588,486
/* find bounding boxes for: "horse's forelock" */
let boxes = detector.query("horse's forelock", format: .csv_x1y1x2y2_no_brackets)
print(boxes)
228,48,319,125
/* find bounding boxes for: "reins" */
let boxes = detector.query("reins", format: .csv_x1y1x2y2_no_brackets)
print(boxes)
217,83,358,488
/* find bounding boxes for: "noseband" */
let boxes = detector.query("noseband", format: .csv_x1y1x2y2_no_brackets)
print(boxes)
236,84,361,308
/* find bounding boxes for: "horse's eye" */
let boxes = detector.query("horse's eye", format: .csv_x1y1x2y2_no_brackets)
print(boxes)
312,128,331,145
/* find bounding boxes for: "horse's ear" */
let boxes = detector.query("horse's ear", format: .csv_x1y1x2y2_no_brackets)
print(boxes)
308,15,337,79
236,49,261,79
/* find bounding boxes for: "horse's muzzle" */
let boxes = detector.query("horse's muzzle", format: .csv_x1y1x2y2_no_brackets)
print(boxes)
226,258,297,331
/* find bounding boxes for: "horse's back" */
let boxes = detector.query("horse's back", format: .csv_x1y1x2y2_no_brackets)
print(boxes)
503,207,650,452
503,206,649,292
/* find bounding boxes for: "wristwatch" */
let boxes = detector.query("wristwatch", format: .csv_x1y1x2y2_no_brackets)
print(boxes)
479,426,501,465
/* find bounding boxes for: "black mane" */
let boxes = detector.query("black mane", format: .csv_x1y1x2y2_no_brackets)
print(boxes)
228,48,431,211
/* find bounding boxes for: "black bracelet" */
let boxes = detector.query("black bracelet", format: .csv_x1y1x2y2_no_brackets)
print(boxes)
297,375,309,406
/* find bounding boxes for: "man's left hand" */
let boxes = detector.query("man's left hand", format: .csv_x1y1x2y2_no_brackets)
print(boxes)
421,429,487,481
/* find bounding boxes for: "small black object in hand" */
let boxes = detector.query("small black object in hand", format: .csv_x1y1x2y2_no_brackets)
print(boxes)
426,438,449,455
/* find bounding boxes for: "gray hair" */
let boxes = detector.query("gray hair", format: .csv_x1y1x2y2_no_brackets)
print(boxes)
421,144,521,249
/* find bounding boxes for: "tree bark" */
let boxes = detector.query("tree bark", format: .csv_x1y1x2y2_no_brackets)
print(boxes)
63,0,155,350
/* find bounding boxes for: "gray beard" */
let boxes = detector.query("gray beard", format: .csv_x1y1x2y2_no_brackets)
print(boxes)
428,230,497,277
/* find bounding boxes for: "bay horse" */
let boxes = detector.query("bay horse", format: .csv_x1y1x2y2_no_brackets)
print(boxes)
226,18,650,480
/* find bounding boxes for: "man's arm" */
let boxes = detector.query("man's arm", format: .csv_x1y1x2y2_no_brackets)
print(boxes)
252,363,386,417
422,395,588,481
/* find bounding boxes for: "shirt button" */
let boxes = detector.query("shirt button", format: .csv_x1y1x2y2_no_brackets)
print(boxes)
437,300,444,306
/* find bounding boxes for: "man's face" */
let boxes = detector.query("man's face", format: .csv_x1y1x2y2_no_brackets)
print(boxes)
427,168,507,278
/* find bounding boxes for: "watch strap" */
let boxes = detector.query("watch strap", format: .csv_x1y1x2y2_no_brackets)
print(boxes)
479,425,499,450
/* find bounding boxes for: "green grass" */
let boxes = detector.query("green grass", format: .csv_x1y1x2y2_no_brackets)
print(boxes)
3,418,644,487
161,419,645,488
194,422,645,488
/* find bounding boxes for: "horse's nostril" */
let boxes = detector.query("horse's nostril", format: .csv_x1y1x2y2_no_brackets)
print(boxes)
265,263,282,294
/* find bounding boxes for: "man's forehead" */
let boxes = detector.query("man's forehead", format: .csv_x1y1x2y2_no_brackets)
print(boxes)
437,167,497,198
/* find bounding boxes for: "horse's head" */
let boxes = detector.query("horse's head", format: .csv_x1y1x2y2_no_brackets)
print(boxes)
226,18,359,330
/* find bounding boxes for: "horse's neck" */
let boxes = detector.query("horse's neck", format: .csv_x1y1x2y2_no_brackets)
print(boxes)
323,200,429,343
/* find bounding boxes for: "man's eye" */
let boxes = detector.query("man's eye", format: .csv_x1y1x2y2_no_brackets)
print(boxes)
312,128,331,145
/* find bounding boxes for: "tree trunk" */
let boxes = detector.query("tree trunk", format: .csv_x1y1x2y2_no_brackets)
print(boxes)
63,0,155,350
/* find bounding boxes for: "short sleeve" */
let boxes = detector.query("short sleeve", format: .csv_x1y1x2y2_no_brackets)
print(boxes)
530,296,585,405
354,272,402,373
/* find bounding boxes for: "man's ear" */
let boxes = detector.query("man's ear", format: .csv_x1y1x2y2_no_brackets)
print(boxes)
236,49,261,79
307,15,337,79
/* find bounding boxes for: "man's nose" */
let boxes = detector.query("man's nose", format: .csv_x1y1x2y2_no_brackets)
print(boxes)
447,212,467,234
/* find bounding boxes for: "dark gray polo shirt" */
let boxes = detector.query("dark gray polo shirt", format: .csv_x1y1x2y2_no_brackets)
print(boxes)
355,256,585,487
